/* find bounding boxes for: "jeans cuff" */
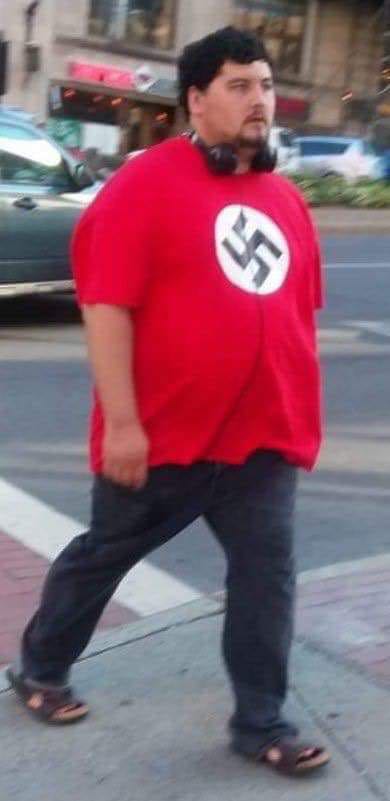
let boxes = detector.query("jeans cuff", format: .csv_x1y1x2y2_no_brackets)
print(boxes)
230,721,299,757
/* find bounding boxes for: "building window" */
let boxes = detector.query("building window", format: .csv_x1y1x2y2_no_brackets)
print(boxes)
233,1,308,77
88,0,176,50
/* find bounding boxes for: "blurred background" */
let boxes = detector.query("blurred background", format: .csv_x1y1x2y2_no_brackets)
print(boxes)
1,0,390,180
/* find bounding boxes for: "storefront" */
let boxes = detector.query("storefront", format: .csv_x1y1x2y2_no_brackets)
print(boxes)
47,60,178,156
3,0,385,141
45,0,383,149
47,49,311,159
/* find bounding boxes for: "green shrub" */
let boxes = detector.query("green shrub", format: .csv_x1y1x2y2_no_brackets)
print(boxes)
289,175,390,208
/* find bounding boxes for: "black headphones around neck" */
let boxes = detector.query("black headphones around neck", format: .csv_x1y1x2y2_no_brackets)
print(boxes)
190,132,277,175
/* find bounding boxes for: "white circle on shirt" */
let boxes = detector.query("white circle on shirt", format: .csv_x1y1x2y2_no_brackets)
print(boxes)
215,205,290,295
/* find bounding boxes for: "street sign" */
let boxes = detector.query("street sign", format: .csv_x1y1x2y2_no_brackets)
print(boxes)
68,60,136,90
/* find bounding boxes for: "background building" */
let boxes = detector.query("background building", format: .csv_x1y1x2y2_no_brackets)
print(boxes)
1,0,389,154
232,0,385,134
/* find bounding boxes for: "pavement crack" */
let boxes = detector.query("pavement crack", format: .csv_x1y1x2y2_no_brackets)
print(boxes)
296,635,390,694
292,681,389,800
78,606,225,666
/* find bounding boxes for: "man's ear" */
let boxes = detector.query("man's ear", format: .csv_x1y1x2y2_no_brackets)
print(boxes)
188,86,204,119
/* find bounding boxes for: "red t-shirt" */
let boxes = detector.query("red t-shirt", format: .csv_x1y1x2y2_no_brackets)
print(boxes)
72,136,323,473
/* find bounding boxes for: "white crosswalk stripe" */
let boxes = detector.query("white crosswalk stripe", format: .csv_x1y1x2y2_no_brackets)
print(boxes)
0,478,200,617
344,320,390,338
317,320,390,353
326,262,390,269
2,475,390,623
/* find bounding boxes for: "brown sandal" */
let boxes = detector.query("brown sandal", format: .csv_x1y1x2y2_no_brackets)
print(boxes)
260,737,330,775
6,667,89,725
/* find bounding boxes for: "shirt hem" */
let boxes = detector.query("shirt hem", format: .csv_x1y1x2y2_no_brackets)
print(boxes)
90,443,320,475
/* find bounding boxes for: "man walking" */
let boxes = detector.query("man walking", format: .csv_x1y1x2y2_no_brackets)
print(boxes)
8,27,329,777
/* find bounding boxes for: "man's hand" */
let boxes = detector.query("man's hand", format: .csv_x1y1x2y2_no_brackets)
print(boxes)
103,420,149,489
82,304,147,488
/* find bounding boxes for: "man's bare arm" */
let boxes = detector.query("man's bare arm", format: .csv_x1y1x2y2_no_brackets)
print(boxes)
82,304,149,488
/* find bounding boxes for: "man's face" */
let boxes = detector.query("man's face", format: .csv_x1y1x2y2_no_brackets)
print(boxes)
189,60,276,148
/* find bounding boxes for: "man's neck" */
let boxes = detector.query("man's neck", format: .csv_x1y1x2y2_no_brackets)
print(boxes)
236,150,255,174
236,148,256,174
191,128,254,174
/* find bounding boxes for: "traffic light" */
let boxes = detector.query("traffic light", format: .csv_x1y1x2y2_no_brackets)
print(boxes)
0,38,9,97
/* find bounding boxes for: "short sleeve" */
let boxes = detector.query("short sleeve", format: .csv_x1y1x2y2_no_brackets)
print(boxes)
72,160,154,309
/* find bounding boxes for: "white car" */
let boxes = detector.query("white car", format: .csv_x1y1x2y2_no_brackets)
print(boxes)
295,136,383,181
269,127,300,175
0,106,100,298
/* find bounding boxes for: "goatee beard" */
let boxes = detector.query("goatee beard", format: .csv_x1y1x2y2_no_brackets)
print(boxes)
235,135,277,173
236,135,268,151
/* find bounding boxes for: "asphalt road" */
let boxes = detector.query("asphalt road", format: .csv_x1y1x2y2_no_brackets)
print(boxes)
1,234,389,597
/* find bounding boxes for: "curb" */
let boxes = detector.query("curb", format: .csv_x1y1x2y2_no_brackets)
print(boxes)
317,225,390,235
313,207,390,235
3,548,390,693
0,594,225,694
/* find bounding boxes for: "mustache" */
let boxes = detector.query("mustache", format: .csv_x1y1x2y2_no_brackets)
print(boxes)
244,114,268,123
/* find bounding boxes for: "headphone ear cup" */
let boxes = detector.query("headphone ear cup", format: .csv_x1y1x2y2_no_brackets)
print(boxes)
207,144,238,175
192,133,276,175
251,145,277,173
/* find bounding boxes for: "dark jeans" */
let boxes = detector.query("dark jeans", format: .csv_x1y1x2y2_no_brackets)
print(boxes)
22,450,298,752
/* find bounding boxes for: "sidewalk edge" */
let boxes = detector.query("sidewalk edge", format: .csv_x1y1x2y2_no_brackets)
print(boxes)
317,224,390,235
0,594,225,693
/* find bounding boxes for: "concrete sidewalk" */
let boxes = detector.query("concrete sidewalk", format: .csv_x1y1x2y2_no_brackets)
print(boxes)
313,206,390,234
0,527,137,667
1,596,389,801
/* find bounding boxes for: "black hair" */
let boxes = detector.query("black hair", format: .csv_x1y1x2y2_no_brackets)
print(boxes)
178,26,273,117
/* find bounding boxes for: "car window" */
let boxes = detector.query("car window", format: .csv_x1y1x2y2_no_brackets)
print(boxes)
299,140,351,156
362,141,375,156
280,131,293,148
0,122,73,189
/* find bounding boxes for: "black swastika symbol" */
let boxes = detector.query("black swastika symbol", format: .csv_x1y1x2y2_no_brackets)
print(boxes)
222,209,282,288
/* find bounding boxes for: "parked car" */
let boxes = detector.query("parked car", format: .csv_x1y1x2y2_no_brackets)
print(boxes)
294,136,384,181
269,126,300,175
0,107,100,298
378,149,390,181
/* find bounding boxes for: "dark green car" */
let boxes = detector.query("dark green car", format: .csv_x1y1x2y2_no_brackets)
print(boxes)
0,108,99,298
